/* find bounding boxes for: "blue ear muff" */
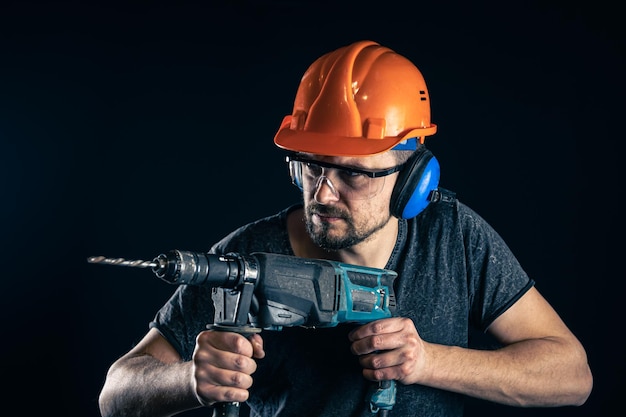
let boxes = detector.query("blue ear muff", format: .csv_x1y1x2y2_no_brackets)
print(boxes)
390,147,440,219
399,156,440,218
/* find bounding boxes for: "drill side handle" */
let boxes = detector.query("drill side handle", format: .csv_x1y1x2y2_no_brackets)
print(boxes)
205,323,262,417
211,401,242,417
208,275,261,417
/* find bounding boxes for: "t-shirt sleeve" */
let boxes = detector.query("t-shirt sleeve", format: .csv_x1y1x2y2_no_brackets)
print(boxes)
150,284,215,361
460,206,535,331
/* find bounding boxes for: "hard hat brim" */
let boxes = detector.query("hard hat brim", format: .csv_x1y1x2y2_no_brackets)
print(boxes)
274,115,437,157
275,127,402,157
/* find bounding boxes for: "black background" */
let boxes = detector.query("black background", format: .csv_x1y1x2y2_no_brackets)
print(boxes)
1,1,623,416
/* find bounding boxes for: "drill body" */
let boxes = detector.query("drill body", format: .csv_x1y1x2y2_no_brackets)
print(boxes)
151,250,397,328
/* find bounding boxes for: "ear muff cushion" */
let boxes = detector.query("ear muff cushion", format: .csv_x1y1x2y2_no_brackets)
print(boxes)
391,148,440,219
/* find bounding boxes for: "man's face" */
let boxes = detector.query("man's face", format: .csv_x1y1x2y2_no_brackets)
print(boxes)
299,152,400,251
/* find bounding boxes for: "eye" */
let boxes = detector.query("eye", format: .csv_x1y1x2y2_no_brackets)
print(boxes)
338,169,369,188
340,168,366,178
303,162,322,176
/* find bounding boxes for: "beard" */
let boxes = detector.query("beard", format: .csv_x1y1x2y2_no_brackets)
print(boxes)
304,203,392,251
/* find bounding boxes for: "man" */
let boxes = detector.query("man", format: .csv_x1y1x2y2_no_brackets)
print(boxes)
98,40,592,417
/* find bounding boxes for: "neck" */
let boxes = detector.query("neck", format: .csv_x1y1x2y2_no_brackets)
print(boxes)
287,207,399,269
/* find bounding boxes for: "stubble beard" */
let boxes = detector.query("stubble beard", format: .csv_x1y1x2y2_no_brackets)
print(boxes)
304,203,393,251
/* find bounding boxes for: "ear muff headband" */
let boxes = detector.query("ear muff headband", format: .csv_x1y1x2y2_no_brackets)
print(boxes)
390,148,440,219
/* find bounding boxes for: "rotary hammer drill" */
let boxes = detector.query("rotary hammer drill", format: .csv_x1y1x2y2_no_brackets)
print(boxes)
89,250,398,416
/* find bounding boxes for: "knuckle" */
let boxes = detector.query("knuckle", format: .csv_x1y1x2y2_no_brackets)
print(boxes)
222,387,247,402
234,355,256,374
233,355,246,370
232,335,246,350
230,372,244,387
370,335,385,350
405,335,419,349
371,321,386,334
195,330,211,345
373,369,386,381
231,372,252,389
193,364,208,380
371,356,384,369
231,335,253,355
401,347,417,362
399,317,414,328
193,348,210,364
398,362,413,378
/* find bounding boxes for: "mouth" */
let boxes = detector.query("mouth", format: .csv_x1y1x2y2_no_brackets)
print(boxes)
313,212,343,223
308,203,350,226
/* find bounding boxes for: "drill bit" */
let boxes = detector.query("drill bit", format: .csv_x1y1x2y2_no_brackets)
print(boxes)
87,256,157,269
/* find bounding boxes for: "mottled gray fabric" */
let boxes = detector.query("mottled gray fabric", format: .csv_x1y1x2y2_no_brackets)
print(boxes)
150,189,534,417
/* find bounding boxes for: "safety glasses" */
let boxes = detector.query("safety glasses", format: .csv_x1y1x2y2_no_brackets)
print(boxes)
286,154,405,200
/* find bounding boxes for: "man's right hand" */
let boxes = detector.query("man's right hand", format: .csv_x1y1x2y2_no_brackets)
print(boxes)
192,330,265,406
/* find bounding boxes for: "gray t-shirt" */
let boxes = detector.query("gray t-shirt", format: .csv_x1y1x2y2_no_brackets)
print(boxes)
151,189,534,417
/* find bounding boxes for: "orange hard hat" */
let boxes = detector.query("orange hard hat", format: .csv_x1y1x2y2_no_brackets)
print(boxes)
274,40,437,157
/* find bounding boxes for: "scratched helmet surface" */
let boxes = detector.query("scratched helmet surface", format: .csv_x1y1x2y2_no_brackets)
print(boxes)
274,40,437,156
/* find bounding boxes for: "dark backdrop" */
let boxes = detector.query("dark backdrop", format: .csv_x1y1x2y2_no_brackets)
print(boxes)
1,1,623,416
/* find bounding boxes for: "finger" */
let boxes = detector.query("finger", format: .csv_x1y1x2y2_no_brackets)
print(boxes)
357,351,405,382
348,317,405,341
194,346,258,376
351,330,406,356
360,365,397,383
194,375,251,406
357,343,422,384
350,319,418,355
360,360,417,384
197,330,255,357
249,334,266,359
193,359,255,407
195,361,255,389
358,349,405,371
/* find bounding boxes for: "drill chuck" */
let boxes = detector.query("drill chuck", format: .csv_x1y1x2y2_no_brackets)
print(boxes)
153,250,256,288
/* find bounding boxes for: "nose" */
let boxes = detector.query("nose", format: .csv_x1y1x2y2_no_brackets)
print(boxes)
313,176,340,204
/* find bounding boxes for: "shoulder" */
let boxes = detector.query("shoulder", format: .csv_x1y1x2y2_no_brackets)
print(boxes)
210,204,301,255
412,187,462,232
406,188,511,256
418,188,498,234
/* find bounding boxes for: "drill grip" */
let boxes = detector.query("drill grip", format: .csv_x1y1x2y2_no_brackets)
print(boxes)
212,401,241,417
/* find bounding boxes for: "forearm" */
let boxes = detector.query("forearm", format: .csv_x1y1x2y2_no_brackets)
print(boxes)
99,354,202,417
418,336,592,407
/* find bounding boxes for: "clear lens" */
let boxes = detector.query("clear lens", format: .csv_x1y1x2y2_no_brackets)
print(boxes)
290,160,386,200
